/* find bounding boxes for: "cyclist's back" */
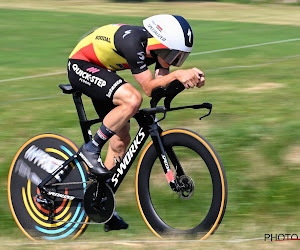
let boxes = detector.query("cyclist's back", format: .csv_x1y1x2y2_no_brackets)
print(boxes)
69,24,160,74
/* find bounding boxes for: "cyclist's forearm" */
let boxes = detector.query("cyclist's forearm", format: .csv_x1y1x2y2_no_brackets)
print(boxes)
134,69,177,97
146,71,178,96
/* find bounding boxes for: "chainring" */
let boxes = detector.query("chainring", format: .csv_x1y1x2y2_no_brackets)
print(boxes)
83,181,115,223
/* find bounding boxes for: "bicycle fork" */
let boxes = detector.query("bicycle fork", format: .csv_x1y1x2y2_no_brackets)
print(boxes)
149,123,183,192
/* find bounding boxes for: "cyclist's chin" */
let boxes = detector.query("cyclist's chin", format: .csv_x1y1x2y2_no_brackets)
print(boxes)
157,56,171,68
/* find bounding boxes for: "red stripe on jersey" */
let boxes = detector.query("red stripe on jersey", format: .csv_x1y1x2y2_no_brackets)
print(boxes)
70,43,107,69
123,63,130,69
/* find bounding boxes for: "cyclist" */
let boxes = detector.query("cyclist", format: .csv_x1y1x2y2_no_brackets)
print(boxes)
67,14,205,231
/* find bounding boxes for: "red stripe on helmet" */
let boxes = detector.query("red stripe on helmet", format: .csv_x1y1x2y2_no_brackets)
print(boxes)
147,43,169,51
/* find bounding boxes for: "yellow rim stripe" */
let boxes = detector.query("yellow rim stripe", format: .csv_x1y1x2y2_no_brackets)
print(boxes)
45,148,68,160
27,180,48,221
23,183,72,227
135,129,226,240
27,179,72,221
135,140,162,239
45,148,75,169
54,199,72,220
71,216,89,240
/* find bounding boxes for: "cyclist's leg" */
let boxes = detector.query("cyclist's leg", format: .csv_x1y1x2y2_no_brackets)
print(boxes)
93,87,133,232
68,59,142,175
104,122,131,170
103,83,142,133
91,83,141,172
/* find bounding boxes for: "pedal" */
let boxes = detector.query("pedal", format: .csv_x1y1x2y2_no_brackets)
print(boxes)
104,213,129,232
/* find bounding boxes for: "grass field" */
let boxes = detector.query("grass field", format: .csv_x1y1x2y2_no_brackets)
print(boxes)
1,1,300,249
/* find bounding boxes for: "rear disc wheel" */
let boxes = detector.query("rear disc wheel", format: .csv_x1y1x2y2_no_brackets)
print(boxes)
8,133,89,240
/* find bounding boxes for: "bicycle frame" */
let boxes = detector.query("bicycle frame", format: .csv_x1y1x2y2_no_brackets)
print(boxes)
38,81,212,203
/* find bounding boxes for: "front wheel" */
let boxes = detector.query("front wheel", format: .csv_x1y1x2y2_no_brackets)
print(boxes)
136,129,227,239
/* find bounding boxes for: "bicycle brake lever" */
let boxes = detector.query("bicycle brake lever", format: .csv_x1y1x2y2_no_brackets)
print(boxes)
199,103,212,120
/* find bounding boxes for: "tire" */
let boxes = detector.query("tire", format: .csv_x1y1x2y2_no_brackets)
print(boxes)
136,129,227,239
8,133,89,240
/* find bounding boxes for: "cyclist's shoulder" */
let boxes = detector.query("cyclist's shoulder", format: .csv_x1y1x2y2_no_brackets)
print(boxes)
115,24,148,40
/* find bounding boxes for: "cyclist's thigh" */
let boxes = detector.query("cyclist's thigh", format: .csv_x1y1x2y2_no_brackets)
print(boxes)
112,82,142,107
68,59,126,117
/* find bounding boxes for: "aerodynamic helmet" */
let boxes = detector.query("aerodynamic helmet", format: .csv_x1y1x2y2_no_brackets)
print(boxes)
143,14,193,67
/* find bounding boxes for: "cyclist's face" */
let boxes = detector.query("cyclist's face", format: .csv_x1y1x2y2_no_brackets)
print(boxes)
157,56,171,69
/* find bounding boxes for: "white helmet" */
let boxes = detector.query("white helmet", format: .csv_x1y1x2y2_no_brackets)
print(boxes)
143,14,193,67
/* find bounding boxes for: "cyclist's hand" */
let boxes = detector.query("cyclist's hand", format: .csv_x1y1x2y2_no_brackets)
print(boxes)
197,68,205,88
175,68,205,89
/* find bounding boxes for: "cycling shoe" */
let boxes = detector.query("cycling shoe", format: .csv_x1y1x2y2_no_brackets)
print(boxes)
104,212,129,232
78,144,111,176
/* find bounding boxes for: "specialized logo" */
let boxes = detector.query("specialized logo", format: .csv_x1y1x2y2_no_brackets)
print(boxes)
24,145,64,181
140,64,146,70
86,67,100,74
111,129,146,186
48,191,75,200
173,15,193,47
72,64,106,88
78,152,94,169
161,154,170,171
123,30,131,39
187,29,192,44
137,51,146,70
137,51,145,61
106,79,123,98
147,23,166,41
95,35,111,43
161,154,175,183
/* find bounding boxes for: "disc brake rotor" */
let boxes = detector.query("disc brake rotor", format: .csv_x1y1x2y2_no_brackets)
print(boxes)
177,175,195,200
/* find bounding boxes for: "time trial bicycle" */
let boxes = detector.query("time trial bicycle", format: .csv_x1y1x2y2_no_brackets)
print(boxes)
8,80,227,240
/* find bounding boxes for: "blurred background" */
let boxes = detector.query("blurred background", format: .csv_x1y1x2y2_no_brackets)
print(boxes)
0,0,299,248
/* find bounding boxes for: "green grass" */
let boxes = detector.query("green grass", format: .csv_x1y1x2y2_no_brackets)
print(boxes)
1,7,300,247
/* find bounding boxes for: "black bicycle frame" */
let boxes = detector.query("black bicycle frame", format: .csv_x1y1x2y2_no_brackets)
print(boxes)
37,90,176,199
38,81,212,201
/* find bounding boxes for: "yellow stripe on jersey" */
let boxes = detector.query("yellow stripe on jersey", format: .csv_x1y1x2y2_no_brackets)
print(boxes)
92,25,128,71
69,25,129,71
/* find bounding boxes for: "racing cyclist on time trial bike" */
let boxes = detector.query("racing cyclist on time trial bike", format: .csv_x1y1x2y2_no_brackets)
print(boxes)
67,14,205,231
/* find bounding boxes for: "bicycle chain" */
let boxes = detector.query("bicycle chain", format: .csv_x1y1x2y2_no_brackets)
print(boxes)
53,219,103,225
50,181,90,186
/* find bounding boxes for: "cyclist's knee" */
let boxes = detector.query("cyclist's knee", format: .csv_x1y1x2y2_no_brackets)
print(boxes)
128,90,142,114
114,83,143,114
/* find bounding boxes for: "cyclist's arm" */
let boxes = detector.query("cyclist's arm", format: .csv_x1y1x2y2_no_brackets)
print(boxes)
133,69,176,97
133,68,205,97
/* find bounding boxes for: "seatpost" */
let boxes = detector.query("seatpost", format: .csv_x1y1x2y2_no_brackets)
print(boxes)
72,91,92,143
